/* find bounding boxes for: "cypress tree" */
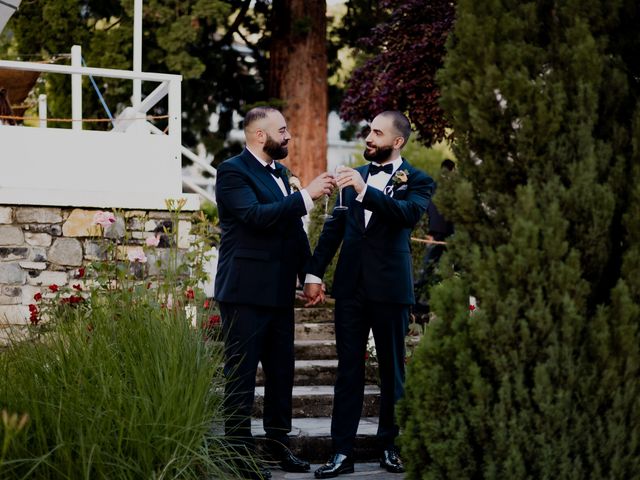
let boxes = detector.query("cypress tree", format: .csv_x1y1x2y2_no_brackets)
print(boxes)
398,1,640,478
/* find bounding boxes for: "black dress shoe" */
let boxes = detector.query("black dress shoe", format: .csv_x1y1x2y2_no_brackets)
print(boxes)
252,465,272,480
277,446,310,472
379,448,404,473
314,453,354,478
237,463,272,480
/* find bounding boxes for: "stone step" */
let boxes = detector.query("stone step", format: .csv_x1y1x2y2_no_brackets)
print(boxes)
294,322,335,341
253,385,380,418
294,307,334,324
257,359,338,386
257,360,378,387
294,339,336,360
253,417,381,463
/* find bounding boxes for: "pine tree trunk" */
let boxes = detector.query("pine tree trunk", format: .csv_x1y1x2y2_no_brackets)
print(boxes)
268,0,327,185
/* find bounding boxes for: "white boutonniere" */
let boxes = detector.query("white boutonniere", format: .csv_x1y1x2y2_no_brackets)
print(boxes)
289,175,302,192
392,169,409,187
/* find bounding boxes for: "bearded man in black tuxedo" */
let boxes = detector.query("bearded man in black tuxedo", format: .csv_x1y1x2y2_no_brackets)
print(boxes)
304,111,434,478
215,106,334,479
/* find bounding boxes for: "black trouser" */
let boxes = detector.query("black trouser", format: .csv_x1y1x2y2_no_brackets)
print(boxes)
219,302,295,450
331,286,409,456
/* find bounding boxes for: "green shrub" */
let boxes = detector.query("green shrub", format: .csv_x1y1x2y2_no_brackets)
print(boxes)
0,288,235,479
398,1,640,478
0,203,245,479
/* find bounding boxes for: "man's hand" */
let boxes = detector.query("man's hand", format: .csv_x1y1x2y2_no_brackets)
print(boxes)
303,282,325,306
336,166,366,194
305,172,336,200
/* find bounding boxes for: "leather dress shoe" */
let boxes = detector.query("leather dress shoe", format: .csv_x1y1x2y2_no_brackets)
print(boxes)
379,448,404,473
237,463,272,480
252,465,272,480
314,453,354,478
276,446,310,472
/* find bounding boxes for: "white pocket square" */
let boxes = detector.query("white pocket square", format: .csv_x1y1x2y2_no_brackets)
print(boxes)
395,185,408,192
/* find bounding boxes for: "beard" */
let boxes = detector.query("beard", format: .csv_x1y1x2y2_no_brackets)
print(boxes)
263,134,289,160
363,143,394,163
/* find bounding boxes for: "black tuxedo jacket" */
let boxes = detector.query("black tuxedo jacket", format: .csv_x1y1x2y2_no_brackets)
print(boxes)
306,160,433,305
214,148,311,307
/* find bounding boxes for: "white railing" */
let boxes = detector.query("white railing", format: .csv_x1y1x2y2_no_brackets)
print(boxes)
0,48,205,210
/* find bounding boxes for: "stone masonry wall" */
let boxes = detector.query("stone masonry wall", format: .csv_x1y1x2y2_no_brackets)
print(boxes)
0,205,193,341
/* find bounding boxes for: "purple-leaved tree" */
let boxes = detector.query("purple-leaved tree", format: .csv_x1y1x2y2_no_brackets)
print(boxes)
340,0,455,145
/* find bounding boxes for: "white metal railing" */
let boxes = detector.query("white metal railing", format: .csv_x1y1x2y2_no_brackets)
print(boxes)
0,46,215,207
0,55,181,140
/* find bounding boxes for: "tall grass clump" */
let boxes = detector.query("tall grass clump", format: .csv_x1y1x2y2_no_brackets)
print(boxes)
0,202,243,479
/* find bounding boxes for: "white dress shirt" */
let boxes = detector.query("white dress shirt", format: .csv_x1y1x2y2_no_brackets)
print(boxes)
356,157,404,227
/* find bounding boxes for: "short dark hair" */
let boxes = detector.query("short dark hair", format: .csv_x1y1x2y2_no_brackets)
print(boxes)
441,159,456,171
244,106,279,132
379,110,411,148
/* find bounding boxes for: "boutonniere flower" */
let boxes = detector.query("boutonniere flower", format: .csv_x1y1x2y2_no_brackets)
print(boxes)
392,169,409,187
289,175,302,192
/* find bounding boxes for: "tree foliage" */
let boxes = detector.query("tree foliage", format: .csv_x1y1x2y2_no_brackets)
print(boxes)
398,0,640,478
339,0,455,145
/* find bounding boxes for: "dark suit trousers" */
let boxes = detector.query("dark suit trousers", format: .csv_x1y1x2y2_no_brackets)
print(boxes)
219,302,294,449
331,285,410,455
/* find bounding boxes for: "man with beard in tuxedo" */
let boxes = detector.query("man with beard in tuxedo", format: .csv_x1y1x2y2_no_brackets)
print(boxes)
215,106,335,479
304,111,434,478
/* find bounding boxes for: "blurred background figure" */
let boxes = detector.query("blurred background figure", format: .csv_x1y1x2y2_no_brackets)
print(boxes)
414,158,455,312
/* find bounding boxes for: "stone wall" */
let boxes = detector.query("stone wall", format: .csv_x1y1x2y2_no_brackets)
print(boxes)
0,205,194,340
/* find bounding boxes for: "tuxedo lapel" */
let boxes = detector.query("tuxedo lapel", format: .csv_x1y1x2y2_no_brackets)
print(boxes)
241,149,285,201
383,158,409,194
355,165,368,231
279,163,292,195
366,158,409,230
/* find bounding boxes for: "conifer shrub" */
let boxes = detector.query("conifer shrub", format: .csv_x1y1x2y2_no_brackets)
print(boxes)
398,1,640,478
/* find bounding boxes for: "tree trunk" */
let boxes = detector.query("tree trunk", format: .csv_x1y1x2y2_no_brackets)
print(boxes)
268,0,327,185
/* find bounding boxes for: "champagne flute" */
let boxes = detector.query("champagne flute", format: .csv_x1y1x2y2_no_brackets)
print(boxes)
334,165,349,211
321,169,334,219
321,191,332,219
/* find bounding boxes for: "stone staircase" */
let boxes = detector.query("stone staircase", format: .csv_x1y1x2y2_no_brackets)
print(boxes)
252,306,381,463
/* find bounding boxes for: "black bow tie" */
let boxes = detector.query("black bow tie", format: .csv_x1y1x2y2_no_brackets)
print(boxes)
369,163,393,176
265,164,283,179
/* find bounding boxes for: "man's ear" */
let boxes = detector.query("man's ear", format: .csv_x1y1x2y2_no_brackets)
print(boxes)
394,136,406,150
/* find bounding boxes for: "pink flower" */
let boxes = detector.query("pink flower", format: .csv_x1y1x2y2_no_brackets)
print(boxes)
145,235,160,247
127,248,147,263
93,211,116,228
